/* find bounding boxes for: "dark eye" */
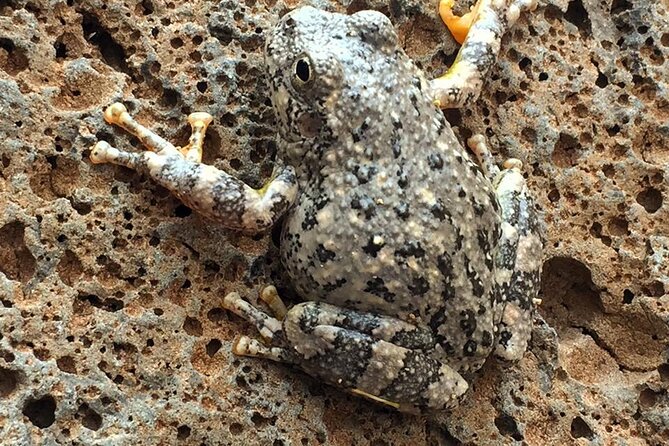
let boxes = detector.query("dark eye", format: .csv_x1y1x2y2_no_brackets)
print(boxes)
294,58,311,84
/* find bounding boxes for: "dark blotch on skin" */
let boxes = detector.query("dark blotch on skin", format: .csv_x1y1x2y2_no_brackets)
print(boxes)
463,339,478,356
323,277,347,292
455,232,464,251
351,193,376,219
431,199,448,221
428,153,444,170
437,253,453,277
394,202,410,220
472,198,486,217
408,276,430,296
429,306,446,333
469,161,483,176
459,309,477,337
391,133,401,158
395,241,426,259
398,171,409,189
316,244,336,263
301,213,318,230
298,303,322,334
499,330,512,348
353,164,378,184
441,340,455,355
481,330,493,347
364,277,396,303
362,236,385,257
441,280,456,301
464,257,485,297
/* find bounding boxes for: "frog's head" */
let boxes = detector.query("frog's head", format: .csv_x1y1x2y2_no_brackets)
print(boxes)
265,6,399,168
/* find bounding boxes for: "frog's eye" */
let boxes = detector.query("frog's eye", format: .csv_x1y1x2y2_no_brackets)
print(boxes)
292,56,312,87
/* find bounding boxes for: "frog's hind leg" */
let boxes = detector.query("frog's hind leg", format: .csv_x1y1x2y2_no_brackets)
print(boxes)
223,291,469,412
432,0,538,109
281,301,469,413
467,135,542,361
90,103,298,233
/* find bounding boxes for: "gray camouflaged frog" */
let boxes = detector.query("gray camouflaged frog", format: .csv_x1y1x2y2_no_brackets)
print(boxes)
89,0,542,413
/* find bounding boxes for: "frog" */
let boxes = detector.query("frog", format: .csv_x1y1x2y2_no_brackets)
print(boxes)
89,0,542,413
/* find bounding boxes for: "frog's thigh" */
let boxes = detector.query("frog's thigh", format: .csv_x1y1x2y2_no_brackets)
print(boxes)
432,0,538,109
491,156,543,361
91,103,298,233
283,302,468,412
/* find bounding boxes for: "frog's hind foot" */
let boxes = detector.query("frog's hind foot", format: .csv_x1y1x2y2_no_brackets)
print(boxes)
433,0,538,109
92,102,214,160
223,291,285,344
223,291,296,364
231,335,291,362
91,103,213,164
260,285,288,320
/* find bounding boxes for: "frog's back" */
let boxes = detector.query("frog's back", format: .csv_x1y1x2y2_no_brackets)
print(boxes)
271,7,503,370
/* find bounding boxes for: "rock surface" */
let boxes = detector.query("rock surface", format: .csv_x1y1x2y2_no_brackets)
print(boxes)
0,0,667,444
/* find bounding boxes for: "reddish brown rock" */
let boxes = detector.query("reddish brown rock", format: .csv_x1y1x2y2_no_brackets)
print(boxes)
0,0,667,444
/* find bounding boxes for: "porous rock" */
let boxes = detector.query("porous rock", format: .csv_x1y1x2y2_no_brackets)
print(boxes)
0,0,667,444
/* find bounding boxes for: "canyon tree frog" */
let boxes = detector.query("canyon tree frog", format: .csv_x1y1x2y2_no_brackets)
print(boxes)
89,0,542,413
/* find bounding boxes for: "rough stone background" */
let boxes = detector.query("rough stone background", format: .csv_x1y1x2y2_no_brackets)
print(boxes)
0,0,667,444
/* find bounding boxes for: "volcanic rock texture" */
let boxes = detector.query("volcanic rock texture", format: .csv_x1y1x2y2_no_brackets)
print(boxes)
0,0,667,444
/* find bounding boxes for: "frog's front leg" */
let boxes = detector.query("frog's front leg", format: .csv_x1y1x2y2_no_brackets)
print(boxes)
432,0,538,108
90,103,298,233
468,135,542,361
223,290,469,413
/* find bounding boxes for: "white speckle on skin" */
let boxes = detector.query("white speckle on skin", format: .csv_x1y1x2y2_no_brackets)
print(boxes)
515,234,543,272
419,188,435,203
316,206,334,226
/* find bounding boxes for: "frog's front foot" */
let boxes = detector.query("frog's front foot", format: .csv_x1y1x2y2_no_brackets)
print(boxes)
433,0,538,108
223,288,469,413
438,0,482,44
91,103,298,233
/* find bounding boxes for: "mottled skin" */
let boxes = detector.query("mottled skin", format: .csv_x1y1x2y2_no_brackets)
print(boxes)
90,0,542,413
